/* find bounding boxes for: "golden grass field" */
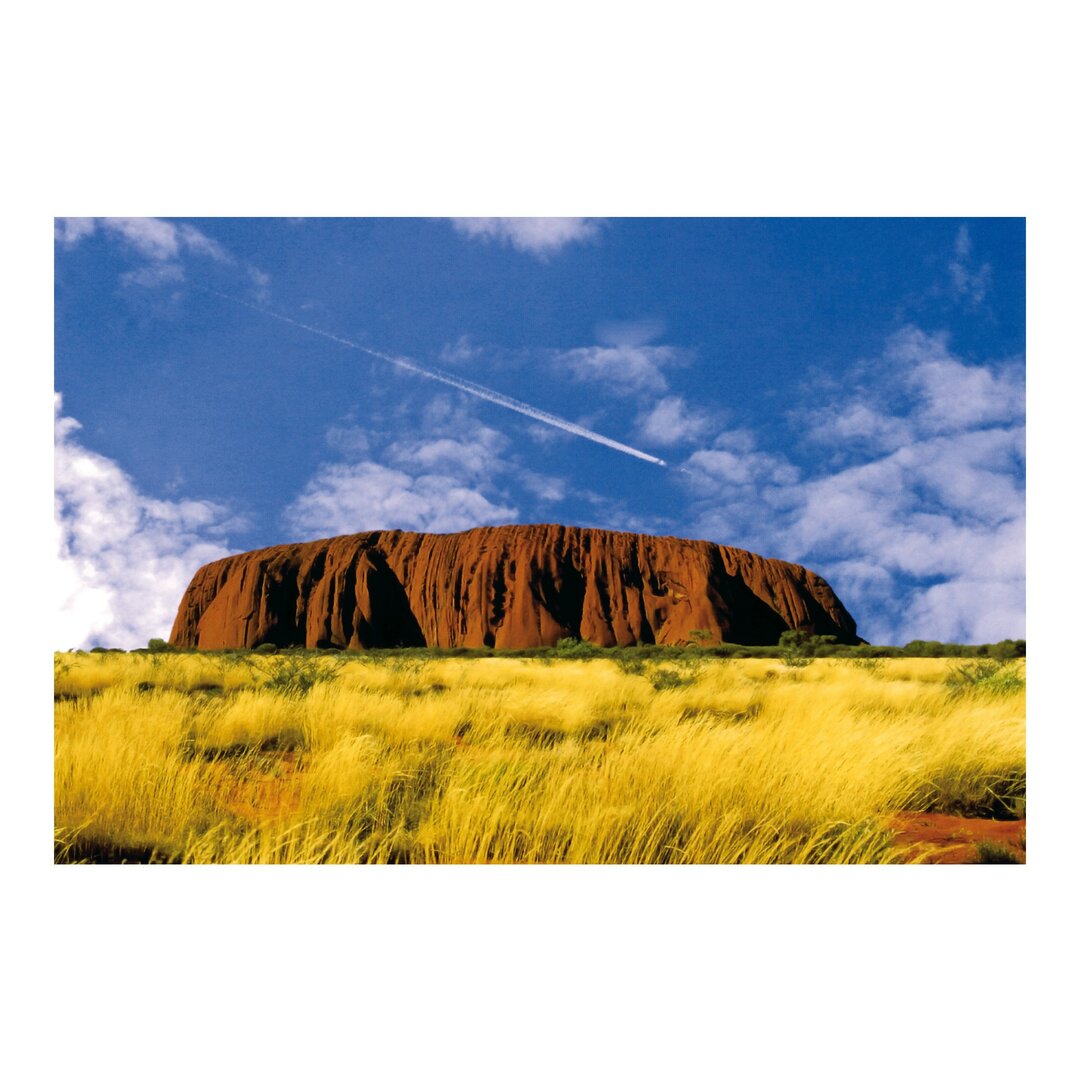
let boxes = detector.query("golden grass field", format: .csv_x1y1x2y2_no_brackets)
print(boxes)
53,650,1026,864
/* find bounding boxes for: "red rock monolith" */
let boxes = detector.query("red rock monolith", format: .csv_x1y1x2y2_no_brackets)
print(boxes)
168,524,861,650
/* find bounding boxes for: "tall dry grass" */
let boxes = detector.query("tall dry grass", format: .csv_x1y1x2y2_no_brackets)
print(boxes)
53,652,1025,864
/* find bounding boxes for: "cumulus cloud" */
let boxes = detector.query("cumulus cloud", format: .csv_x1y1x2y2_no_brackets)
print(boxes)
805,402,911,453
386,427,509,482
517,470,568,503
55,396,238,650
285,402,520,539
54,217,268,297
553,318,694,401
636,395,713,447
285,462,516,537
687,444,799,488
803,328,1024,458
451,217,601,257
895,330,1024,434
778,429,1024,573
557,343,688,397
325,423,371,457
56,217,231,263
899,578,1026,644
106,217,187,260
54,217,96,246
686,327,1025,644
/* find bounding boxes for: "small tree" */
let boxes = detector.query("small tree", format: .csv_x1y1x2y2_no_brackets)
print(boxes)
555,636,598,658
147,638,169,653
778,628,814,667
778,629,812,653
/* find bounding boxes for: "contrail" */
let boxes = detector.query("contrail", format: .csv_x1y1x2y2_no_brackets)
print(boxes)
200,288,668,468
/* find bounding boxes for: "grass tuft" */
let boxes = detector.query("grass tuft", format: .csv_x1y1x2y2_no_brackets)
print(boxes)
974,840,1023,864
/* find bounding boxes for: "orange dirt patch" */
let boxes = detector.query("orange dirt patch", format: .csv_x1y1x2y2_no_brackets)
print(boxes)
888,812,1026,864
201,751,305,822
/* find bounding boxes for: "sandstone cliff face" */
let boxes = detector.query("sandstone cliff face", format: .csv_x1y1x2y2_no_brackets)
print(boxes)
168,525,860,650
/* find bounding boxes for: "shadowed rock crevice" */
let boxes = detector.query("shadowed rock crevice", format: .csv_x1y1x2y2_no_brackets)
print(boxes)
170,525,862,650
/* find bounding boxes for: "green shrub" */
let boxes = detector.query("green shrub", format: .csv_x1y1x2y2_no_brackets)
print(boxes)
903,639,941,657
779,629,816,666
651,668,696,692
255,653,335,695
555,637,600,658
254,643,279,654
946,660,1025,698
988,639,1026,660
147,638,169,653
614,655,647,676
709,644,739,658
974,840,1022,864
847,656,881,673
778,630,838,662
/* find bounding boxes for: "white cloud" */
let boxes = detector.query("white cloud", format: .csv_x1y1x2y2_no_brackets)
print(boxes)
176,223,230,262
101,217,183,260
898,338,1024,434
286,402,519,539
54,217,96,246
54,217,242,290
803,327,1024,455
779,430,1025,578
248,266,272,304
595,318,665,348
684,426,799,490
636,395,712,447
104,217,230,263
685,328,1025,644
120,262,186,289
687,446,799,488
54,396,238,650
948,224,992,305
325,423,371,457
386,428,509,481
557,343,687,396
285,461,516,538
439,335,480,366
451,217,600,257
898,578,1025,644
807,402,912,452
517,470,567,503
553,320,693,401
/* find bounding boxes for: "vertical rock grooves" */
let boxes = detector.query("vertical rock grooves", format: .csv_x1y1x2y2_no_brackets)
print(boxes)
169,524,861,650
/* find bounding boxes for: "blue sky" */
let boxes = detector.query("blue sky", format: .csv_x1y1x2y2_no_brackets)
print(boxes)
54,216,1025,648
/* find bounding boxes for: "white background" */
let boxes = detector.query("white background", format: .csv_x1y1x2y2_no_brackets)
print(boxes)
5,3,1075,1077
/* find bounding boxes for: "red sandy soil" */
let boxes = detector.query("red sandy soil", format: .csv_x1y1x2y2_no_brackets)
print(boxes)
887,812,1026,864
203,751,304,822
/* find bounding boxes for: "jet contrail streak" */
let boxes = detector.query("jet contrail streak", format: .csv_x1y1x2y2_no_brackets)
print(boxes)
201,288,668,468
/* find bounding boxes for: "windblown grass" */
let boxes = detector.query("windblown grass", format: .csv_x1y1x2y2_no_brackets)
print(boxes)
54,652,1025,864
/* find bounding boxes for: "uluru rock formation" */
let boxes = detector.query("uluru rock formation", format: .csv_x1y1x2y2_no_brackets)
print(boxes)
169,525,861,650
